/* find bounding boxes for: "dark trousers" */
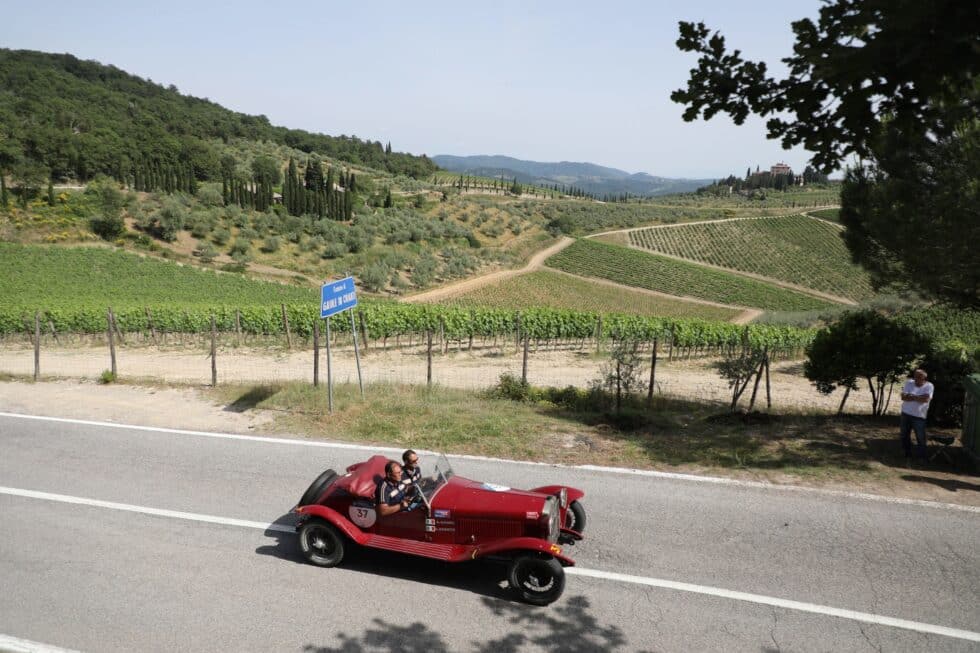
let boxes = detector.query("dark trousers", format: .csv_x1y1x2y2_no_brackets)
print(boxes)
900,412,927,459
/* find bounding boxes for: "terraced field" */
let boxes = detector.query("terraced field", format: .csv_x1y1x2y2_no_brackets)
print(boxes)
627,214,873,300
438,270,741,321
545,239,833,312
0,242,316,310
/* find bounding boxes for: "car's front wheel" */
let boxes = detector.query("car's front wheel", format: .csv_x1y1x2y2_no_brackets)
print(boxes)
508,554,565,606
564,500,586,533
299,520,345,567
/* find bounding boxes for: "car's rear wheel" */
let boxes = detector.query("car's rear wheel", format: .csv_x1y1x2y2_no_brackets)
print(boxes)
299,520,345,567
564,500,586,533
508,554,565,606
298,469,337,507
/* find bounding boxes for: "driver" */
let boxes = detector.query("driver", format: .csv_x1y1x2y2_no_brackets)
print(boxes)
375,460,413,517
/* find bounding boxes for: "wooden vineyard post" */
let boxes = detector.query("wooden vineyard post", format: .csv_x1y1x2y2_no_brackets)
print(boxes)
145,307,157,344
647,338,658,407
748,353,765,412
33,311,40,381
348,309,364,399
47,316,59,345
595,315,602,352
522,333,529,385
615,360,622,413
427,329,433,387
107,307,117,378
235,309,242,345
281,304,292,349
114,311,125,344
515,312,522,351
358,310,368,350
764,349,772,410
468,309,475,351
313,319,320,387
210,314,217,387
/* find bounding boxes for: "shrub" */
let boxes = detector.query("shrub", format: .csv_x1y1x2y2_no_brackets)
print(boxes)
492,373,531,402
197,184,223,207
144,199,187,242
260,236,281,253
90,213,125,241
197,244,217,263
921,342,979,427
361,262,390,292
322,241,349,259
229,239,251,262
211,227,231,246
99,369,117,384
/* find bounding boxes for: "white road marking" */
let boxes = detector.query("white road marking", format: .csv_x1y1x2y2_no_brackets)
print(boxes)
0,486,294,534
2,411,978,514
0,634,80,653
566,568,980,643
2,485,979,644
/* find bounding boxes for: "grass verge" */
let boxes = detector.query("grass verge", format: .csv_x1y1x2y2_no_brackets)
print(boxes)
207,380,967,488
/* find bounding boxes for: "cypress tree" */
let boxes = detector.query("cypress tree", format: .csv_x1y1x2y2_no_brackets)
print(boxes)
47,178,55,206
345,188,353,220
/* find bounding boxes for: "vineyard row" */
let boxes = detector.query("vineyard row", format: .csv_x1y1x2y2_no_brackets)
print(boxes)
1,303,817,352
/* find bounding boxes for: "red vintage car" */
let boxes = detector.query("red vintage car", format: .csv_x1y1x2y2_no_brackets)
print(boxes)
294,453,586,605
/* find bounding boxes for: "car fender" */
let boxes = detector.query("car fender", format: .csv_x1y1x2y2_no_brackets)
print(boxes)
528,485,585,503
295,504,368,545
470,536,576,567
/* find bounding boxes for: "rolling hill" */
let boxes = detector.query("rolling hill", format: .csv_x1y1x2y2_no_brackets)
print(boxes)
432,154,713,197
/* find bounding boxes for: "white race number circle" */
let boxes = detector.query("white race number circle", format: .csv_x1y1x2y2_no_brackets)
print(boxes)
348,505,377,528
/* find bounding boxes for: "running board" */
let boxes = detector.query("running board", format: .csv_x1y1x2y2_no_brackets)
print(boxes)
361,534,472,562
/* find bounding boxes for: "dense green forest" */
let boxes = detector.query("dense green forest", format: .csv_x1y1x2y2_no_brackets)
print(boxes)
0,49,438,185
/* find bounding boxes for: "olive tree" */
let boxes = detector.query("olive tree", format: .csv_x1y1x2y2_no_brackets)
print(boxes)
804,311,928,416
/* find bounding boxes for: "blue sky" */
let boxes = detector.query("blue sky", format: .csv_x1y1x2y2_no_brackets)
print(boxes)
3,1,825,178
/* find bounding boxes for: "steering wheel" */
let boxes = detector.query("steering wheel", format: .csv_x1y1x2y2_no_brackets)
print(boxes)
403,484,424,512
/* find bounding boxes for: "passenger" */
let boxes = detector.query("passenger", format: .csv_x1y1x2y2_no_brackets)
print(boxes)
375,460,412,517
401,449,422,487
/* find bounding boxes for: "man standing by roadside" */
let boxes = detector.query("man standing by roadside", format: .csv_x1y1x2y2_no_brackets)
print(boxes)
900,369,934,463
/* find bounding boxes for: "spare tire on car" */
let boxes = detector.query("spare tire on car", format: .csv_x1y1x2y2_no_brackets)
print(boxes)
298,469,337,507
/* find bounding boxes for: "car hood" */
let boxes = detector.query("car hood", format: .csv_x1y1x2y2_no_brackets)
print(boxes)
435,476,549,518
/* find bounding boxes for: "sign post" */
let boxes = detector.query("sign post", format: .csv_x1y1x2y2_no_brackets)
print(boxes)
320,276,362,411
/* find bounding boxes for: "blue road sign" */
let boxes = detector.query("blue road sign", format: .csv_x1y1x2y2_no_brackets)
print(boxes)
320,276,358,318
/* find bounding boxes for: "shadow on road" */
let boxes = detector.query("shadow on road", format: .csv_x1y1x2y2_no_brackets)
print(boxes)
301,595,647,653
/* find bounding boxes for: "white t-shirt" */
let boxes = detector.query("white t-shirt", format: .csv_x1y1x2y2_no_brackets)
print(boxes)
901,379,934,419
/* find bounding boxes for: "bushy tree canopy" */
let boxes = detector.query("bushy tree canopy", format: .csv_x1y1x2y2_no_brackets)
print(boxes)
804,310,928,415
672,0,980,306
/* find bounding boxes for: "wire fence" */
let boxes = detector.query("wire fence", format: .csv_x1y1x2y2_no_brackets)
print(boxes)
0,323,890,415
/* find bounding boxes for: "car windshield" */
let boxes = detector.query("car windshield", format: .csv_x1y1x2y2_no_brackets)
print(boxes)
416,453,454,503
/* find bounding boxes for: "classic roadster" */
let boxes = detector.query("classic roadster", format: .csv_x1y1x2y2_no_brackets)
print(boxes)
294,453,586,605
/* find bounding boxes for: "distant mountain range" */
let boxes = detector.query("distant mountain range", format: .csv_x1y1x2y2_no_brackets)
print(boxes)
432,154,714,197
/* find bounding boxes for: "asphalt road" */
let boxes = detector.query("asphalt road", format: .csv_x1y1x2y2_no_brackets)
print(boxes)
1,413,978,652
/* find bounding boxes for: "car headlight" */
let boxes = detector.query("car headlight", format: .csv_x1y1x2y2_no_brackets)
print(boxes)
541,496,559,542
558,488,568,509
548,503,560,542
